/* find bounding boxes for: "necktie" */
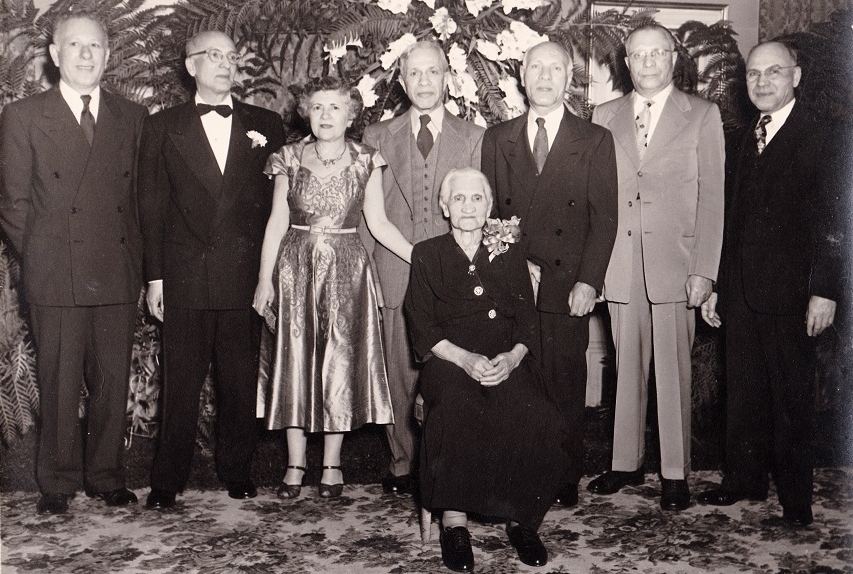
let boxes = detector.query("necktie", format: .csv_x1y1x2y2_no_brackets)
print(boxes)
755,114,772,155
417,114,433,159
636,99,653,159
80,95,95,145
197,103,233,117
533,117,548,173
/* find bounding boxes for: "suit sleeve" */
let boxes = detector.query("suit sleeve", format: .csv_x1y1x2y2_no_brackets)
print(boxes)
137,114,168,282
689,103,725,282
480,127,498,217
576,128,618,291
0,104,32,254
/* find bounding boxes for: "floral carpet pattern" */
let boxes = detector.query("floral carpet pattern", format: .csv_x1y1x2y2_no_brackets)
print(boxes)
2,470,852,574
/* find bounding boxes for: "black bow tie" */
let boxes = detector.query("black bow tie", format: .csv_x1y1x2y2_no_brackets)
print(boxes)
196,103,232,117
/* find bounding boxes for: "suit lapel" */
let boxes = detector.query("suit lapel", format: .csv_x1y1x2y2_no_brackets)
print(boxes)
214,104,252,227
500,113,538,192
75,91,129,203
39,89,91,193
385,114,414,215
607,95,641,168
434,114,470,184
167,102,222,200
643,89,689,164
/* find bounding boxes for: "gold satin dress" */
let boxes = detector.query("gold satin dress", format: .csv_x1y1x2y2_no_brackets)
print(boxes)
258,138,394,432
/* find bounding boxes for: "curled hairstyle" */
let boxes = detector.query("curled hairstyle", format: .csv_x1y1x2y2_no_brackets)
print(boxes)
438,168,494,207
296,76,363,121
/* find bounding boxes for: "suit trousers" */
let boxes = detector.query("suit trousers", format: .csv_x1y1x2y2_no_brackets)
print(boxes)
539,311,590,487
722,284,815,510
381,305,420,477
608,238,694,479
30,302,136,494
150,306,260,492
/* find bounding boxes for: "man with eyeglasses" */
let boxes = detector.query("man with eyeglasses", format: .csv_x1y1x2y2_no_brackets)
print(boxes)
138,30,284,509
697,41,844,527
588,23,724,511
0,13,147,515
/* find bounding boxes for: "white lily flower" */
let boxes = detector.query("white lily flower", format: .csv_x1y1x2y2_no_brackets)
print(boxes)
377,0,411,14
380,33,418,69
445,99,461,117
465,0,492,17
475,39,501,61
447,43,468,74
421,0,435,8
499,76,527,118
356,74,380,108
429,8,458,41
323,37,363,66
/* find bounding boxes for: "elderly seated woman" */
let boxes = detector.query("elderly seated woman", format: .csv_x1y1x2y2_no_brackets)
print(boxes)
405,168,569,572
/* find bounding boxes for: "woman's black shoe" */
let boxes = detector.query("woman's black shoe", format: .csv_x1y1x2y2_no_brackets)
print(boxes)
277,465,306,499
440,526,475,572
318,465,344,498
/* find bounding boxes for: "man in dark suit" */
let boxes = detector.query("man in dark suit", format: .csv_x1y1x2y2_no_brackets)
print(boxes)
0,14,146,514
138,30,284,509
362,40,484,495
588,24,725,511
697,41,844,527
481,41,618,512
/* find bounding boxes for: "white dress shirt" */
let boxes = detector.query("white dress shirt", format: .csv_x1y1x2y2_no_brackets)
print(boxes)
632,82,674,144
409,105,445,141
527,104,564,154
195,93,233,174
762,97,796,146
59,80,100,123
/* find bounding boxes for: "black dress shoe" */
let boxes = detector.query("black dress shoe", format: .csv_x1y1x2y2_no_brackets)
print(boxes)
227,480,258,499
660,478,690,511
145,488,176,509
553,483,578,507
382,473,416,495
36,493,69,515
439,526,475,572
87,487,138,506
587,468,644,495
696,488,767,506
506,523,548,567
782,506,813,527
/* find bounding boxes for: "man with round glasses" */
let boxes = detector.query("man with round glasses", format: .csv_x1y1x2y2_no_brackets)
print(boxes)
589,23,725,511
138,30,284,509
697,41,844,527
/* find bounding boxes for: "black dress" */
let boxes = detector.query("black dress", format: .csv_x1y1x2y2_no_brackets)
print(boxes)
405,233,569,530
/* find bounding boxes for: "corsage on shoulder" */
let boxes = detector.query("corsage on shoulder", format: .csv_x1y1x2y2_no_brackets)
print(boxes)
482,216,521,261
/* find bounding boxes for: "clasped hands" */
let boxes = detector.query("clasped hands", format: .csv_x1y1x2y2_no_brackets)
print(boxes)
459,350,523,386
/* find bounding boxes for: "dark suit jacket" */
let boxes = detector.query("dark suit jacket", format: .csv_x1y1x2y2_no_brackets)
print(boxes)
362,110,484,309
137,100,284,310
0,88,147,306
721,102,843,315
481,108,618,314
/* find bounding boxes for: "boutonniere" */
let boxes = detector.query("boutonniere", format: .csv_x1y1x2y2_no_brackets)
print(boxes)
247,130,268,149
482,216,521,262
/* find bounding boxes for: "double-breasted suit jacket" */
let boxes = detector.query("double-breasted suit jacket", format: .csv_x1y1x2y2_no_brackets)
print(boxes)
0,86,146,494
363,110,485,309
594,88,724,304
0,87,146,306
137,99,284,493
481,107,618,488
138,100,285,309
481,108,618,314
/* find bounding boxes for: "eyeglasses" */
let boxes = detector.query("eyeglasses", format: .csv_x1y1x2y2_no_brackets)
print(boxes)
187,48,240,65
627,49,672,63
745,65,796,82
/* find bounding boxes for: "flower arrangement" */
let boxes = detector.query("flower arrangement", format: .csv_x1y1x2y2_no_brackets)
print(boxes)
482,216,521,261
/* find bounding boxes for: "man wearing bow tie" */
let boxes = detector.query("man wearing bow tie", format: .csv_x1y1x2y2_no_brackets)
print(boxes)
138,30,284,509
0,14,146,515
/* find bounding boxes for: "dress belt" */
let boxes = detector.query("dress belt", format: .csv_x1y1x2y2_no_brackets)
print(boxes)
290,224,357,234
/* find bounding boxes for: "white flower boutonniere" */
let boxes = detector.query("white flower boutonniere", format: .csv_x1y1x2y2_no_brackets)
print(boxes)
482,216,521,261
247,130,268,149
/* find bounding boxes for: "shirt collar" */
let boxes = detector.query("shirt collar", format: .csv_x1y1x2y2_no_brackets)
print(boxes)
410,105,445,134
527,104,564,131
59,80,101,118
194,93,234,109
763,97,796,127
633,82,673,111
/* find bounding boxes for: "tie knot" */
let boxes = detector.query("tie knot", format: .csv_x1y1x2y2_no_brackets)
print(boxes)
758,114,771,128
419,114,431,128
81,95,91,110
536,117,546,128
645,100,654,108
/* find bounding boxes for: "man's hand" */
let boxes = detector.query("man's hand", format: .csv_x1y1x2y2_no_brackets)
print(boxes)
700,292,721,328
686,275,713,308
568,281,597,317
146,281,164,321
806,295,836,336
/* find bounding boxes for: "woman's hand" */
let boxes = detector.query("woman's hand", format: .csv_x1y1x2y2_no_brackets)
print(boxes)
253,281,275,317
479,345,528,386
457,350,497,382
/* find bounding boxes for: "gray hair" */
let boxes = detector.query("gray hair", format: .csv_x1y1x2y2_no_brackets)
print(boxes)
398,40,449,75
438,168,494,206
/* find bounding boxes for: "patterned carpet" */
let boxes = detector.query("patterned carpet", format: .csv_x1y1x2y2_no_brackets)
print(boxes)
2,469,852,574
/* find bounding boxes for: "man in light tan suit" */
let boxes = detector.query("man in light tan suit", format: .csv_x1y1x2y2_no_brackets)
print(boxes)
361,40,484,495
588,24,724,510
